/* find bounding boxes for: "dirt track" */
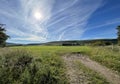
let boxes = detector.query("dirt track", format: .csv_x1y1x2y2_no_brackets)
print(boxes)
63,54,120,84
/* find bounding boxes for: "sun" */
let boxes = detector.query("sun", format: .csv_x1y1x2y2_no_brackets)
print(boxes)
33,11,43,20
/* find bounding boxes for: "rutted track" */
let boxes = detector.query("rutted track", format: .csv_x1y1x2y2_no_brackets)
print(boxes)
62,54,120,84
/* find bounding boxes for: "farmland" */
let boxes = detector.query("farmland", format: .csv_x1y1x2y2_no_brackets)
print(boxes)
0,46,120,84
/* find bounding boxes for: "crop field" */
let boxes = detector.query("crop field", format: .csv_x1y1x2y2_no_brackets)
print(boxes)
0,46,120,84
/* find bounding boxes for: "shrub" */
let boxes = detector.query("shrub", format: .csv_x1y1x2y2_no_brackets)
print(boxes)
0,50,68,84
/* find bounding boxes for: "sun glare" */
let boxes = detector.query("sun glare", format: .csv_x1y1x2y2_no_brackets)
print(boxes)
33,11,43,20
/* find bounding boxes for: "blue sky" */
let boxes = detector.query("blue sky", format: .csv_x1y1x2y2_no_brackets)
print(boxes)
0,0,120,43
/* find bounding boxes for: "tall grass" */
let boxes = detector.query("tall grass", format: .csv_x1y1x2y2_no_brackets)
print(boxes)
88,46,120,74
0,49,68,84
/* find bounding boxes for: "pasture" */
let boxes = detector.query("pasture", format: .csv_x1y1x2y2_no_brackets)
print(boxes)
0,46,120,84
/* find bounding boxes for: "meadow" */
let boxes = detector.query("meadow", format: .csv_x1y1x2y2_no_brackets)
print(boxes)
0,46,120,84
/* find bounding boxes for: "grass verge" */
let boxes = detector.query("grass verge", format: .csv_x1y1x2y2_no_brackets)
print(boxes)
88,46,120,74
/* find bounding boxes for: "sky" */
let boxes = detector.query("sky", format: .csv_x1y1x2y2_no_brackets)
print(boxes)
0,0,120,44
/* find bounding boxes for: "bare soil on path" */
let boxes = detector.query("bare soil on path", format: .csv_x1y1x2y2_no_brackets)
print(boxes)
62,54,120,84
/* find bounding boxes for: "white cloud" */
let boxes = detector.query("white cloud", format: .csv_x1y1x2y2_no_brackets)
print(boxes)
0,0,55,43
0,0,104,43
47,0,103,41
12,35,46,41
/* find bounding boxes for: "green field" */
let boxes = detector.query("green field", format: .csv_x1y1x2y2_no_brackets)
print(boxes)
0,46,120,84
12,46,120,73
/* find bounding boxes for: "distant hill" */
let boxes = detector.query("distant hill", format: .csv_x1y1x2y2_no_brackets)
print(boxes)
6,42,23,46
42,39,117,46
7,39,118,46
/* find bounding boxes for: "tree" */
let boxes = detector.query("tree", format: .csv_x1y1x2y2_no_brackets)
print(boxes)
117,26,120,45
91,41,105,46
0,24,9,47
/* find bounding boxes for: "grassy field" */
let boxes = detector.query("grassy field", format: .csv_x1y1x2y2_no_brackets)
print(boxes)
11,45,120,74
0,46,120,83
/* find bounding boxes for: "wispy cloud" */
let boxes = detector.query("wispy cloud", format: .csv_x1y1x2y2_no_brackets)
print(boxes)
47,0,103,41
86,18,120,31
0,0,55,43
0,0,104,43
